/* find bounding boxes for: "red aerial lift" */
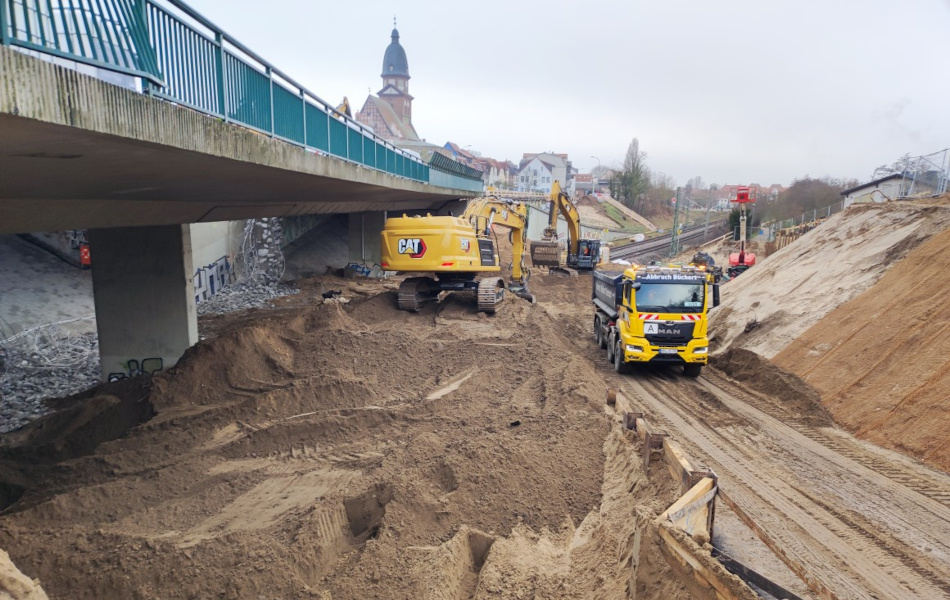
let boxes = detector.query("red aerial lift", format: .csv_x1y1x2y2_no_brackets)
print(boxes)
728,186,756,278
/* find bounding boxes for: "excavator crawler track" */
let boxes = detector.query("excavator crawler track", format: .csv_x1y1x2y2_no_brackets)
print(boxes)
397,277,438,312
476,277,506,313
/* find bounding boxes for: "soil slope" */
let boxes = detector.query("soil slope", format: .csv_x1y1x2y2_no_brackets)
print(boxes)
775,223,950,472
0,275,692,600
709,198,950,358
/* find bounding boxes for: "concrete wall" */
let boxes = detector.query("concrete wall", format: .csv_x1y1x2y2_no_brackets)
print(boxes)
190,222,244,271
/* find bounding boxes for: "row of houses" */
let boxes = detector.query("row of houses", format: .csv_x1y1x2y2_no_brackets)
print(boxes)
440,145,583,194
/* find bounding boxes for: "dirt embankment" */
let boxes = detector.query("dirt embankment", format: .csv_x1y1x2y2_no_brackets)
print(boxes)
709,199,950,359
0,274,692,599
775,221,950,472
707,196,950,472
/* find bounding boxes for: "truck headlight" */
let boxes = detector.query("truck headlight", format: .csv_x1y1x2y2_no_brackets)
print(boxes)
626,345,643,353
694,346,708,355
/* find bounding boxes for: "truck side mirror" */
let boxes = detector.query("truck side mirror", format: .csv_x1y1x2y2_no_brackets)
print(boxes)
631,282,641,290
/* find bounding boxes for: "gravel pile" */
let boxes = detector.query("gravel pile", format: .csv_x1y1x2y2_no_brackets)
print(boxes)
0,329,100,433
197,281,299,316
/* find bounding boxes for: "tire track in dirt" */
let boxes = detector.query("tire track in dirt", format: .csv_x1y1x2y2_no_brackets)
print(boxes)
624,372,950,599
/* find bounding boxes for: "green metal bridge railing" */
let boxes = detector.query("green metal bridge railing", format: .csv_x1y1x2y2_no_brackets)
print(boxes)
0,0,481,185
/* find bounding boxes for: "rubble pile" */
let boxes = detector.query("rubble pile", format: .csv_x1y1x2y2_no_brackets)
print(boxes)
196,281,299,316
0,328,99,433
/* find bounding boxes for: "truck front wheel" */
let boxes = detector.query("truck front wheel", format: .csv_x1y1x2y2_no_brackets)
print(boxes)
684,364,702,378
614,341,631,375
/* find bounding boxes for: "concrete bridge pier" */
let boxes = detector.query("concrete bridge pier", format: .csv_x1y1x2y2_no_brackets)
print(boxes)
348,212,387,267
89,225,198,381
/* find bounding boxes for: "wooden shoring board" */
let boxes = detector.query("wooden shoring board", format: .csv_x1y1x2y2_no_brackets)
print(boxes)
659,476,716,538
656,522,759,600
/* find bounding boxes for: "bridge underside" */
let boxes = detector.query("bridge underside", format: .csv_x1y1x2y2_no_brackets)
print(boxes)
0,45,476,235
0,113,463,234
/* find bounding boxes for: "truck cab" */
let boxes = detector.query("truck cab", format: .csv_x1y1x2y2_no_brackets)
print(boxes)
592,264,720,377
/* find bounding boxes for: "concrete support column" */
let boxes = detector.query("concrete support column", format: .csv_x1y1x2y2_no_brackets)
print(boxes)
89,225,198,381
348,211,387,266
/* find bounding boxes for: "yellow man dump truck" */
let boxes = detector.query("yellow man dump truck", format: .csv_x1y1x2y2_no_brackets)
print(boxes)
592,264,720,377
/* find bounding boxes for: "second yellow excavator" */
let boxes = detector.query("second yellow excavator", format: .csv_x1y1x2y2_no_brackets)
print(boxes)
380,196,534,313
530,180,601,273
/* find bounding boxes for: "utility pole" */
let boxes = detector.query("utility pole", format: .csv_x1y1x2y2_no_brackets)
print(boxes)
669,187,682,257
703,196,711,242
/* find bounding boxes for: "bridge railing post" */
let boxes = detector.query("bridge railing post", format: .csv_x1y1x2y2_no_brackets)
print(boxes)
1,0,10,46
214,32,225,118
300,89,307,147
267,66,274,137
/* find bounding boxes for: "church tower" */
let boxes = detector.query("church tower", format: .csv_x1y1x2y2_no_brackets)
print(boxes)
356,22,419,142
378,25,413,126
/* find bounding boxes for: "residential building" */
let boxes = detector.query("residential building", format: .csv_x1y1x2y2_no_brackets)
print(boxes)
518,152,569,192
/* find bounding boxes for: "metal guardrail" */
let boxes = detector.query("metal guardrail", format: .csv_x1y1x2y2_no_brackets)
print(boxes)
429,152,484,182
0,0,455,186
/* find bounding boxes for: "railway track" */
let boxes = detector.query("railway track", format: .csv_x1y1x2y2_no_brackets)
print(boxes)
610,221,731,261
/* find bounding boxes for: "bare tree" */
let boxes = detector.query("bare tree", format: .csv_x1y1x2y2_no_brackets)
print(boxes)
621,138,650,211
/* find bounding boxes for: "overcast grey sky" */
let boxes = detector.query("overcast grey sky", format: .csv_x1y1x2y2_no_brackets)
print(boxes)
188,0,950,186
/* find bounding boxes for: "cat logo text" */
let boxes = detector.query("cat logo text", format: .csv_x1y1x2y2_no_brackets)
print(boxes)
398,238,427,258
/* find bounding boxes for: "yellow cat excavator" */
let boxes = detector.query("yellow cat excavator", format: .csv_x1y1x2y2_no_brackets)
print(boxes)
380,197,534,313
530,180,601,274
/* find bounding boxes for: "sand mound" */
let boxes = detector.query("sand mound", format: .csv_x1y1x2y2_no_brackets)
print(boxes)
0,274,620,599
710,199,950,359
775,217,950,471
0,548,48,600
715,348,831,426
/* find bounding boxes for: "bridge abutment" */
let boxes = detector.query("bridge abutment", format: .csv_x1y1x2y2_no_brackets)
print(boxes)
89,225,198,381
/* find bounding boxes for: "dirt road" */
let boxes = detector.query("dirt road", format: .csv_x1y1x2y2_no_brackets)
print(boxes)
608,366,950,599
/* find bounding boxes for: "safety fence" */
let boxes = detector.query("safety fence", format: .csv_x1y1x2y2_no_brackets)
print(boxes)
0,0,482,186
607,388,806,600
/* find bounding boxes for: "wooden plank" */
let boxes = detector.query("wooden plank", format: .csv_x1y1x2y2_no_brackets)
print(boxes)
659,477,715,523
664,438,695,494
615,391,634,413
657,523,757,600
635,418,649,444
667,487,717,536
712,547,807,600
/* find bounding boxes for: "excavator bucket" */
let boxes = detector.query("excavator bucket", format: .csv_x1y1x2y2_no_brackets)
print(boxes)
530,240,562,267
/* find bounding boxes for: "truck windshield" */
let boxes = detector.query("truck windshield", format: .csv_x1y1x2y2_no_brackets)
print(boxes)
635,283,704,313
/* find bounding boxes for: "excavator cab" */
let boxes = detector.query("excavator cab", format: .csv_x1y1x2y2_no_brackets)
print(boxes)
571,239,601,270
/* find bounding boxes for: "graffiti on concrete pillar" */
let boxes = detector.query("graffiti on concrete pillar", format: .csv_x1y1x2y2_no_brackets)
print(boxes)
108,357,163,382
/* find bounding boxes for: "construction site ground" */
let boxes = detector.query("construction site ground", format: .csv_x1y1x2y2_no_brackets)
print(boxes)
3,197,950,599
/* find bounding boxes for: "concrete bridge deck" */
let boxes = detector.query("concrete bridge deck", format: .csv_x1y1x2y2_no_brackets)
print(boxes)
0,45,477,234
